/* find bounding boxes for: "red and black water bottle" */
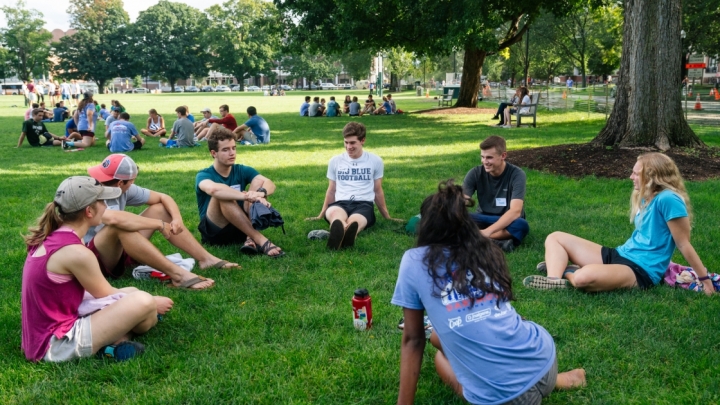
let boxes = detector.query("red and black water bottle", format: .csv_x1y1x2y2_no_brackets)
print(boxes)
352,288,373,330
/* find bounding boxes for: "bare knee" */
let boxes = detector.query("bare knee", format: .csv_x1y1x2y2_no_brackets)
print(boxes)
569,270,594,288
129,291,157,315
545,231,569,246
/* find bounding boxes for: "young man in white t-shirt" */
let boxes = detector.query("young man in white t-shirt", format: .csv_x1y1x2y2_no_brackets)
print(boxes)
308,122,401,249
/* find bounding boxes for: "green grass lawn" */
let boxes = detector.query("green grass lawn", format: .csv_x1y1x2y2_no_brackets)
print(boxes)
2,91,719,404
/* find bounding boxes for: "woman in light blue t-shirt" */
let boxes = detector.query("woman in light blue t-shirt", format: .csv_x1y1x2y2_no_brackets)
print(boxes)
525,153,713,296
392,181,586,405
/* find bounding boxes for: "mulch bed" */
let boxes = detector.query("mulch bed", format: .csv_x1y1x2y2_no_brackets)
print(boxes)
507,144,720,181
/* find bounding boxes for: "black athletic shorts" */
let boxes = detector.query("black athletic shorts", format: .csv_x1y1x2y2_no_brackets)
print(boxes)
325,200,376,228
79,130,94,137
198,215,247,246
601,247,654,289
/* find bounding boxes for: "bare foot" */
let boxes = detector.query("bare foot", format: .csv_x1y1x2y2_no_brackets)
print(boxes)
555,368,586,390
199,257,241,270
154,296,174,315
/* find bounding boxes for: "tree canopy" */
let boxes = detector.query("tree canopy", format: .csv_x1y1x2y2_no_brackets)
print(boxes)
0,1,51,81
205,0,280,91
276,0,578,106
52,0,134,92
132,0,209,89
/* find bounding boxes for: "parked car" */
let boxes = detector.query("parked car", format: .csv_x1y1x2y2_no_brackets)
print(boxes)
174,86,184,93
321,82,337,90
302,84,319,90
246,86,261,92
230,85,241,91
185,86,200,92
215,85,231,92
260,85,271,91
279,85,294,91
160,86,172,92
201,86,215,92
132,88,149,93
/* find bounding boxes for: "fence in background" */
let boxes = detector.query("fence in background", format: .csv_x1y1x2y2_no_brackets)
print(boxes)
483,84,720,126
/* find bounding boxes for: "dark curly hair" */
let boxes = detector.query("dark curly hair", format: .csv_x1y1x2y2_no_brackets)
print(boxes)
416,180,514,305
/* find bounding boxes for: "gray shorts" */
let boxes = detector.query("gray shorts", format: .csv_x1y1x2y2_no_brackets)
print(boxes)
43,316,93,362
501,356,558,405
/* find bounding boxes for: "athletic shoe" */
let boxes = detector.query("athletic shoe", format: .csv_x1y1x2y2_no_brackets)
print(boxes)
491,115,499,120
494,123,504,127
326,220,345,250
523,275,569,290
96,341,145,361
492,239,515,253
536,261,580,275
502,125,511,128
307,230,330,240
61,140,67,149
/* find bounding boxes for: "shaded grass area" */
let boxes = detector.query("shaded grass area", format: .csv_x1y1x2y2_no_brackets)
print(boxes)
1,92,719,404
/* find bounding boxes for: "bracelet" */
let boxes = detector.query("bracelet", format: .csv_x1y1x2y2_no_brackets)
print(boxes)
698,275,711,281
160,220,165,233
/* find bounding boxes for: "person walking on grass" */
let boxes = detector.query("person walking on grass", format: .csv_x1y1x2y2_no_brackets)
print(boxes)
85,154,240,291
524,153,713,295
392,180,586,404
21,176,173,362
195,124,285,257
141,109,166,138
306,122,402,249
463,135,529,253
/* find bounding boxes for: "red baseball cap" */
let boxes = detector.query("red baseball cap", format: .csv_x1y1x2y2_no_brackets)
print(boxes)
88,154,138,183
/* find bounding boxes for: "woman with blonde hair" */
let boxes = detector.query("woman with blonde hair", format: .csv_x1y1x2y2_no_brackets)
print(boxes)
21,176,172,362
141,109,166,137
524,153,713,295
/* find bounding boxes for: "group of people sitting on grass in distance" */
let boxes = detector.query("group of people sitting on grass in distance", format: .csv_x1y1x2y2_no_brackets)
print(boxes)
16,99,271,150
491,86,532,128
194,104,271,145
300,94,398,117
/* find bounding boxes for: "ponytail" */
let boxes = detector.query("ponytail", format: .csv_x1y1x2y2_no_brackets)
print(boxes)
24,201,85,247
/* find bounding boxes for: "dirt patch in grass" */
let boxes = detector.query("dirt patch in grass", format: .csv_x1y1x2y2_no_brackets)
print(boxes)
507,143,720,181
416,107,497,115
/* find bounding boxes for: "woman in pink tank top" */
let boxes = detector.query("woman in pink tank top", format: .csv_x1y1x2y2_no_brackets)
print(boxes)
21,176,172,362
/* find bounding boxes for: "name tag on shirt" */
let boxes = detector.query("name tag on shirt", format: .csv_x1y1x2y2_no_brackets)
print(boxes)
495,198,507,207
230,185,242,192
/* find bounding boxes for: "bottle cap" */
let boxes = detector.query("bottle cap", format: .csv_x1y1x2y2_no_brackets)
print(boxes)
354,288,369,298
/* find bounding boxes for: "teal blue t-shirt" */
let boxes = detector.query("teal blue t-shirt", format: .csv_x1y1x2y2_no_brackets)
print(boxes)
616,190,688,285
195,164,259,218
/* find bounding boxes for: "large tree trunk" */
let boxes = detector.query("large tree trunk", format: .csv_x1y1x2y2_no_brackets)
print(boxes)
592,0,703,149
455,46,486,108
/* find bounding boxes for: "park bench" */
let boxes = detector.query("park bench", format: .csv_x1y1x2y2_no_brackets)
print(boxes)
509,93,540,127
439,94,453,107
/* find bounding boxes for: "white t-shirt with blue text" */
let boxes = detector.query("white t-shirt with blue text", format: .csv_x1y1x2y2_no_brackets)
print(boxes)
616,189,688,285
327,151,383,202
392,247,556,405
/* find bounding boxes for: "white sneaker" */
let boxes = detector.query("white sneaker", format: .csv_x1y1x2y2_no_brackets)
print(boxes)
308,230,330,240
502,125,511,128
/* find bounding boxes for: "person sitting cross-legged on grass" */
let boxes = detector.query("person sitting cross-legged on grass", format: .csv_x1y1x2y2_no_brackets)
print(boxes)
392,180,586,405
86,154,239,290
193,107,218,137
106,112,144,153
463,135,529,253
140,109,166,138
160,106,195,148
195,124,285,257
524,153,713,295
307,122,402,249
234,106,270,145
21,176,173,363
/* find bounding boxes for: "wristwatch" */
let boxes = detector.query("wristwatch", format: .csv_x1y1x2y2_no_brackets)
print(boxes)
257,187,267,198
